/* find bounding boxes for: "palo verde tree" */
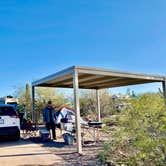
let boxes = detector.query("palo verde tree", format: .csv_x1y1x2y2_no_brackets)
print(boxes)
14,85,70,122
14,83,32,117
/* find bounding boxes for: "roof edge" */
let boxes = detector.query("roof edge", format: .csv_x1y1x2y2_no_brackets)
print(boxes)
32,66,75,86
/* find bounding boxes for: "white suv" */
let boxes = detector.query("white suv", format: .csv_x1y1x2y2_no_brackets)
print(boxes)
0,104,20,140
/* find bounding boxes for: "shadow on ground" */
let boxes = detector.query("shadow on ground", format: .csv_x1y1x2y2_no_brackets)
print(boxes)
30,137,104,166
0,138,35,148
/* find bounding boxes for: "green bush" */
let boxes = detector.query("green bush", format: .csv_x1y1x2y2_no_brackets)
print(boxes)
103,115,121,126
99,93,166,165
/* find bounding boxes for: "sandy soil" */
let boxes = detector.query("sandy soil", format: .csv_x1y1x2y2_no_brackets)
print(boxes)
30,128,106,166
0,127,108,166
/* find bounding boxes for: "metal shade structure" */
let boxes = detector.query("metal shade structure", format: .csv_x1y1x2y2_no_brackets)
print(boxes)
32,66,166,154
32,66,164,89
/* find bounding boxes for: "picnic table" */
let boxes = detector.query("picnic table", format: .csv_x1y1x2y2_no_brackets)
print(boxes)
82,121,103,144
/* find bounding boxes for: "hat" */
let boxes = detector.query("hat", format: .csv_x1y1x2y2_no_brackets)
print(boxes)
47,100,52,104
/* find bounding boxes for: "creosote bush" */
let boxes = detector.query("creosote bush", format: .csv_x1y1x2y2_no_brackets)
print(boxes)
99,93,166,166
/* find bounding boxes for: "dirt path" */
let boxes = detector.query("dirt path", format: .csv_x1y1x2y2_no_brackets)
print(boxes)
0,127,106,166
0,138,103,166
0,139,65,166
31,137,103,166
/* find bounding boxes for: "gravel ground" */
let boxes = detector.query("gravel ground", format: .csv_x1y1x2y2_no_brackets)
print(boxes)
30,128,105,166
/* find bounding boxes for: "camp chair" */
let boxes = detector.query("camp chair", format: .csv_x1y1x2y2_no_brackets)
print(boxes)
21,119,39,138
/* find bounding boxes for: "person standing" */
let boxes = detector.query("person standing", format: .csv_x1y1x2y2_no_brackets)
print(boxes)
43,100,56,140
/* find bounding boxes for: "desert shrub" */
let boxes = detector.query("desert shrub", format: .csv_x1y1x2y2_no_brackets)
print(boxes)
99,93,166,165
103,115,122,126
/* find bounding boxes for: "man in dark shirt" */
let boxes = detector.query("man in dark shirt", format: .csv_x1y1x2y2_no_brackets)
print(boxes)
43,100,56,140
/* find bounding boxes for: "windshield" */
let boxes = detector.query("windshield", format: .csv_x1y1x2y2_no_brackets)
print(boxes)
0,106,16,116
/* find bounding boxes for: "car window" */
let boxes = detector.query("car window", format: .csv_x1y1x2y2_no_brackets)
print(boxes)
0,106,16,116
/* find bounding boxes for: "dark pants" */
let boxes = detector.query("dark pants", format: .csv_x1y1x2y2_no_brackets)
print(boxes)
46,122,56,140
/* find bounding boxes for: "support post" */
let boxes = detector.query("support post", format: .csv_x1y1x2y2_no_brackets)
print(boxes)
32,86,35,123
73,69,82,154
96,89,101,122
162,78,166,105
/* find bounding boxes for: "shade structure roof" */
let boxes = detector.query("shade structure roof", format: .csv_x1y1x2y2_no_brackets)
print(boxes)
32,66,165,89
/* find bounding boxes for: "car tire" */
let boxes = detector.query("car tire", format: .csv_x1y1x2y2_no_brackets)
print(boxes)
13,131,20,141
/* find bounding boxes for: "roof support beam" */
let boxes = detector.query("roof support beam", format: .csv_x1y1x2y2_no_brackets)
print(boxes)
61,75,106,86
47,75,72,84
78,75,106,84
86,79,157,89
80,77,122,87
96,90,101,122
162,78,166,105
77,68,164,81
73,69,82,154
32,86,35,123
53,73,90,86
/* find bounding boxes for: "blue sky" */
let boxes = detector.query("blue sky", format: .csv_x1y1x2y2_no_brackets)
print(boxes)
0,0,166,96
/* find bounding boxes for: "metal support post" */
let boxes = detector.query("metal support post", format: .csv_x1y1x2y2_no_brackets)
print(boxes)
162,78,166,105
96,90,101,122
73,69,82,154
32,86,35,123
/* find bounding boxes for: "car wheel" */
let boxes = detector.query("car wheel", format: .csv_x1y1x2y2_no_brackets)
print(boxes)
14,131,20,141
